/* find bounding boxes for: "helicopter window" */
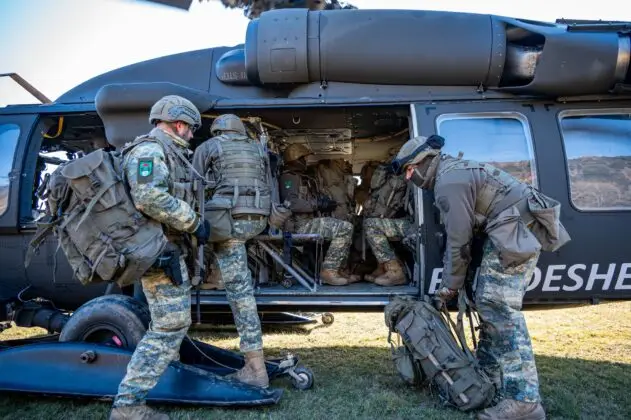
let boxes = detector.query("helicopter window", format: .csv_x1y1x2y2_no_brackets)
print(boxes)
559,110,631,211
0,124,21,217
435,113,537,186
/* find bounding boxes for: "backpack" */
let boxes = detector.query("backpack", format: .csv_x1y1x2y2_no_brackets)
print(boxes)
384,294,495,412
25,147,168,288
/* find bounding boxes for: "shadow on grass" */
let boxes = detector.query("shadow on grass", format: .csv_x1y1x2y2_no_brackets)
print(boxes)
0,346,628,420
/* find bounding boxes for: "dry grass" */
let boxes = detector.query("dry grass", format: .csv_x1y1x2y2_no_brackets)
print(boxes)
0,301,630,419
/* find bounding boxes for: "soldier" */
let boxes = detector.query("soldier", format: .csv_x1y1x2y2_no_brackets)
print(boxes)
278,144,360,285
314,158,355,223
110,95,210,420
393,135,569,420
361,162,411,286
191,114,271,388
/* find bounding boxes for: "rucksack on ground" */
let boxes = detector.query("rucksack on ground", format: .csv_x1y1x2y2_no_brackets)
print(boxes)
384,294,495,412
25,148,167,288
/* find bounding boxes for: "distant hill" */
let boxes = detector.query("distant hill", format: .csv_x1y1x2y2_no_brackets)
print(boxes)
488,156,631,209
0,186,8,215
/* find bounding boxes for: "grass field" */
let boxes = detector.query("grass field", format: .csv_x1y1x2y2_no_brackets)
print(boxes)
0,301,630,420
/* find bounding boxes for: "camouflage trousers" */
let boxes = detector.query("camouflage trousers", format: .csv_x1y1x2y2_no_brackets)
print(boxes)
113,255,191,407
474,238,541,403
363,217,411,263
296,217,353,271
214,218,267,352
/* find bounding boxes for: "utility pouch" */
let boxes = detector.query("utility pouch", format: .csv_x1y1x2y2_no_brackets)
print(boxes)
204,197,234,243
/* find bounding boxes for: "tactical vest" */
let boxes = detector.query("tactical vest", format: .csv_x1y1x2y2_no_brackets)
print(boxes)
436,156,528,220
209,134,271,217
281,170,319,229
363,164,409,218
122,130,195,239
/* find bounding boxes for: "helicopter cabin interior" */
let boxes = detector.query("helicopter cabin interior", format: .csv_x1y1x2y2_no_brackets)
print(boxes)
19,99,550,309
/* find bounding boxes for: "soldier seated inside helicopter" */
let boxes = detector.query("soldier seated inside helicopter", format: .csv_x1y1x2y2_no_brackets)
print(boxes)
197,107,416,293
26,108,417,300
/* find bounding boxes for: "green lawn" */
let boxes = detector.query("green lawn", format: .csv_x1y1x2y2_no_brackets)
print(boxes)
0,301,630,420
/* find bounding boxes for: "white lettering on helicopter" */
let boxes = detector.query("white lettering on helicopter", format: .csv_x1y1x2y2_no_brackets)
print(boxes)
428,263,631,294
221,71,247,81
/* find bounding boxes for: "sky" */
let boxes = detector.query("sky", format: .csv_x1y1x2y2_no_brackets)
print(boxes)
1,0,630,107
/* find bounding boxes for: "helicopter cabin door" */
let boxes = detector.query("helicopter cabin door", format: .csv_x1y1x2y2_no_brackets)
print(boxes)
0,114,37,233
409,101,543,300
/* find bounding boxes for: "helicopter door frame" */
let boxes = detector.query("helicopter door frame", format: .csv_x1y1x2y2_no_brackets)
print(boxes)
408,104,430,295
410,101,540,296
0,113,38,233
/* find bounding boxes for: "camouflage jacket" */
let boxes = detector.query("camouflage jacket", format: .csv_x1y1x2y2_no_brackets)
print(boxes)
122,128,199,241
433,155,531,290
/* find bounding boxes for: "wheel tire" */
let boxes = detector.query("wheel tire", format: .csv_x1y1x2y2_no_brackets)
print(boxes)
291,366,314,390
59,294,150,350
321,312,334,325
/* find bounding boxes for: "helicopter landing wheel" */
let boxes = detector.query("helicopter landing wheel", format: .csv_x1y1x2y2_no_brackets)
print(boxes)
321,312,334,325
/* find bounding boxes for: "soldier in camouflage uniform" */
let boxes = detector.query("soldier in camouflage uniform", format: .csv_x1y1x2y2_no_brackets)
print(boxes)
192,114,271,388
110,96,210,420
361,162,411,286
393,135,570,420
279,144,361,285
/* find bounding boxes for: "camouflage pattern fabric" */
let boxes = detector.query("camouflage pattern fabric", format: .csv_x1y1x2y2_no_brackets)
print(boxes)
474,238,541,403
214,219,267,352
296,217,353,270
123,139,198,235
113,258,192,407
363,217,411,263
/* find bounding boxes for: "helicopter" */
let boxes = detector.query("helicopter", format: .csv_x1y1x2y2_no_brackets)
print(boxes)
0,5,630,405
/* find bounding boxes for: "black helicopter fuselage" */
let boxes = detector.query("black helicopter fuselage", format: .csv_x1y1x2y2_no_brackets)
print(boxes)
1,9,630,327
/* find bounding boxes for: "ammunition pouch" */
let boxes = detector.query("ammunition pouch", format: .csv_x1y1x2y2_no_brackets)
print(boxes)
204,197,234,243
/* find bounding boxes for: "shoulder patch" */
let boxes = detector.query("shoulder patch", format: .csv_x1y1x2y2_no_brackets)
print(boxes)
138,158,154,184
284,179,292,189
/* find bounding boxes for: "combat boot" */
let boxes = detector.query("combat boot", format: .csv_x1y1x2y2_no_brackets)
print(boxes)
228,350,270,388
320,269,362,286
364,263,385,283
374,260,407,286
477,399,546,420
109,404,170,420
200,267,224,290
340,267,362,283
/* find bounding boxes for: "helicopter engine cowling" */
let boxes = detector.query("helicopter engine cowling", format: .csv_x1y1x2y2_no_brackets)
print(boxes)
215,8,631,97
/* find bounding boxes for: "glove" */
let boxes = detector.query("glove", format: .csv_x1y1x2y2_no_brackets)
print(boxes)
435,286,458,303
317,195,337,213
193,219,211,245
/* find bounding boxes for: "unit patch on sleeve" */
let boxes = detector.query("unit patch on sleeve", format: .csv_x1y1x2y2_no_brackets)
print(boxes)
138,158,154,184
284,179,292,189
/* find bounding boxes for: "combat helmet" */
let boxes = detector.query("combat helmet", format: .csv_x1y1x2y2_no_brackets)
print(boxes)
210,114,246,136
149,95,201,132
283,143,312,163
391,135,445,175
